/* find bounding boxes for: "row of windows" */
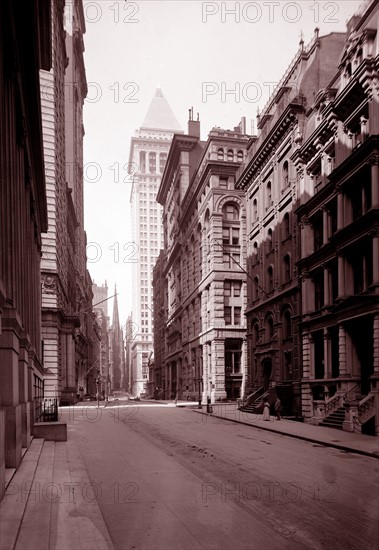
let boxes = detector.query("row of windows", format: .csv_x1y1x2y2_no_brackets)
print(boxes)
217,148,244,162
250,255,291,298
251,161,290,216
251,308,292,343
140,152,167,174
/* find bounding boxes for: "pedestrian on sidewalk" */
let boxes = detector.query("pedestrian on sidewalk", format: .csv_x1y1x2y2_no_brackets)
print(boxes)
274,397,281,420
262,398,270,421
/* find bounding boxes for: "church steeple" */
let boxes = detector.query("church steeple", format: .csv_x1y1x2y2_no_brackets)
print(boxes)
112,285,119,328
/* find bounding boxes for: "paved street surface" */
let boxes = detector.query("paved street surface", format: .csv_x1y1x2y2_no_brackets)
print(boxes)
59,402,378,550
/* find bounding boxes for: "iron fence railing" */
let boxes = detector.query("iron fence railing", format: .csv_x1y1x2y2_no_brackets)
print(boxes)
34,398,58,423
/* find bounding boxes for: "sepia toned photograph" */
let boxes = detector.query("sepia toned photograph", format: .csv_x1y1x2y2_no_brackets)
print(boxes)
0,1,378,549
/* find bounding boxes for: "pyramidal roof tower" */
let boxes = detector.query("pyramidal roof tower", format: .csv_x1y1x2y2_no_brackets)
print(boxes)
141,88,182,133
128,89,182,398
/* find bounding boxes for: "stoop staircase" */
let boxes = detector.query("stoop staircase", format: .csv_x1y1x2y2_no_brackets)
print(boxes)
239,387,277,414
319,407,345,430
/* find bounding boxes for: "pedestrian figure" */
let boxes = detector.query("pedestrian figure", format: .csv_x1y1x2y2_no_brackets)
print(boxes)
262,397,270,421
274,397,281,420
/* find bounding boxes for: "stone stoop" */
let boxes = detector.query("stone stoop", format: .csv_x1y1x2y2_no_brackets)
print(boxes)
0,439,114,550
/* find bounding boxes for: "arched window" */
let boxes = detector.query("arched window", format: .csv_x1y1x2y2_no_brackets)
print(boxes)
252,322,259,345
253,241,258,259
267,228,273,252
227,149,234,162
204,210,210,231
222,203,240,268
267,265,274,292
266,316,274,341
217,148,224,160
284,254,291,282
237,150,244,162
282,161,289,189
267,181,272,207
253,276,259,300
253,198,258,222
222,204,240,245
282,309,292,339
284,212,290,239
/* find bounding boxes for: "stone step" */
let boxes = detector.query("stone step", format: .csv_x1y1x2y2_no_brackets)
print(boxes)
0,438,44,550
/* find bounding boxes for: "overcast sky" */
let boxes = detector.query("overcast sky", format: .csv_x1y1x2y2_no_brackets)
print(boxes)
82,0,363,324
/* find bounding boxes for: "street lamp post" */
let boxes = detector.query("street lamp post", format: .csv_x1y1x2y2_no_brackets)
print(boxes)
96,375,100,408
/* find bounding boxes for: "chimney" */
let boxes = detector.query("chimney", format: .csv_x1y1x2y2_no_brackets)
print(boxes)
188,107,201,138
240,116,246,134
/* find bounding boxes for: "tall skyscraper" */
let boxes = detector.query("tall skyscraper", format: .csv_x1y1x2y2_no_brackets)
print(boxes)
128,89,182,396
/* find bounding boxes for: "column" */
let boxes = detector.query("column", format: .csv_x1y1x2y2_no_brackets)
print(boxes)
324,265,331,306
337,251,345,298
372,229,379,286
67,333,75,389
337,191,344,231
0,315,22,469
370,155,379,208
323,208,329,245
338,324,347,377
301,273,312,314
300,218,313,257
301,332,313,420
211,338,227,402
373,314,379,375
323,329,332,379
19,337,31,448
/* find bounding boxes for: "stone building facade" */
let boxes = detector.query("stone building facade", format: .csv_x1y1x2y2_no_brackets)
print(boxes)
295,1,379,434
236,29,347,416
155,113,249,402
0,0,51,499
40,0,93,404
129,89,182,397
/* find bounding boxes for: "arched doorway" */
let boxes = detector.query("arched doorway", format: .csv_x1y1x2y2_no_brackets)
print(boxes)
262,358,272,390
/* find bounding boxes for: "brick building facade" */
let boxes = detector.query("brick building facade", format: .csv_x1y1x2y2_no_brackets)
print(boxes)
155,112,249,402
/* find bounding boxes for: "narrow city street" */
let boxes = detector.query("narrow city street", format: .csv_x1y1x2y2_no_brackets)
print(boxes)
61,403,378,550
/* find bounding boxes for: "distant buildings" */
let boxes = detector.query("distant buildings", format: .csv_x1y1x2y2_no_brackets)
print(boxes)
128,89,182,397
109,289,125,391
154,112,250,401
93,281,110,399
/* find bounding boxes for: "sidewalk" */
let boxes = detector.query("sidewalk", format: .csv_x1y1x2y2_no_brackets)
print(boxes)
0,439,114,550
193,403,379,459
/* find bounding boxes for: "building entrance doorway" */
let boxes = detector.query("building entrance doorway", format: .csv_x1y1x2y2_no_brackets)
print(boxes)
349,317,374,396
262,358,272,390
225,376,242,399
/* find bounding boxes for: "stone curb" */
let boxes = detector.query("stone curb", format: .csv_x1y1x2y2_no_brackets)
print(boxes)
192,409,379,460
